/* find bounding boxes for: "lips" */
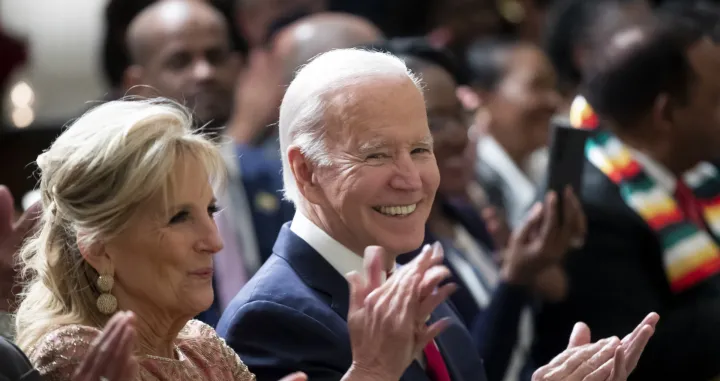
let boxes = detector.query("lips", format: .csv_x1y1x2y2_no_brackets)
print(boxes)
189,267,214,277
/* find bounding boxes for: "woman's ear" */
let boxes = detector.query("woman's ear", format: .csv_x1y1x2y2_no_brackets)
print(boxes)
77,234,112,274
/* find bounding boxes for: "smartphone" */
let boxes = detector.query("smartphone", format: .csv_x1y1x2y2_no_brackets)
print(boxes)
544,116,589,225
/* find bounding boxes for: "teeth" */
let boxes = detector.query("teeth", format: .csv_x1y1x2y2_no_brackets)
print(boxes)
376,204,417,216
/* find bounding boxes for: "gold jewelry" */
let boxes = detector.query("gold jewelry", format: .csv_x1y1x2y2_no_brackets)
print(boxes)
96,274,117,315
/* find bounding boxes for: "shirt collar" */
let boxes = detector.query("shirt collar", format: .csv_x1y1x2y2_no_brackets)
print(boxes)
629,148,677,192
290,211,365,279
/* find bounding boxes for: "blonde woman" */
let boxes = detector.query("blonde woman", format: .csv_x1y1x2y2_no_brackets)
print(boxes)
14,99,454,381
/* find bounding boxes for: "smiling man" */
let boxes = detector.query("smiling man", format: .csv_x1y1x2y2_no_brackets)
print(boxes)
216,48,658,381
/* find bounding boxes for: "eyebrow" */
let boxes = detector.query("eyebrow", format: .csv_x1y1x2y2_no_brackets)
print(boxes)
358,135,434,152
168,197,218,212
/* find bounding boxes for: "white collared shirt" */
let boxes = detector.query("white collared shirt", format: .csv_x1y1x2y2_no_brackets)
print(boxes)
290,211,365,279
477,136,543,227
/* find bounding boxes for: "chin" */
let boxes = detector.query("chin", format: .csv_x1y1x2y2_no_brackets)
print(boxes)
187,288,215,315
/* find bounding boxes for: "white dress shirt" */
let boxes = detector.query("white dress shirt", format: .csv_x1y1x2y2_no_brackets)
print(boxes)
477,136,545,228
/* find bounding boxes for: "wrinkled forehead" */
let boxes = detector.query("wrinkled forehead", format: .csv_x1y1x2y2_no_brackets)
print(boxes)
321,76,432,151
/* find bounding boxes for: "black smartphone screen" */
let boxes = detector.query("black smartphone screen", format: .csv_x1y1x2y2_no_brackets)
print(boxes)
545,116,589,225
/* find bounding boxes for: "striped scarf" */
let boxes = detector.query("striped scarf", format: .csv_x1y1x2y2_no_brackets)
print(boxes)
570,95,720,292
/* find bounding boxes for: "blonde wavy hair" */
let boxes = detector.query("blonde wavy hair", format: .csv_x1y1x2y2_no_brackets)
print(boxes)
14,98,227,352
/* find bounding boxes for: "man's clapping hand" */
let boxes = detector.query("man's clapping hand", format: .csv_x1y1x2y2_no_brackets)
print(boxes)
532,313,659,381
344,243,456,380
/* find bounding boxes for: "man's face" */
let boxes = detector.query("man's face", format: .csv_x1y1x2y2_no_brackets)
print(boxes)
672,38,720,162
309,76,440,255
139,20,239,126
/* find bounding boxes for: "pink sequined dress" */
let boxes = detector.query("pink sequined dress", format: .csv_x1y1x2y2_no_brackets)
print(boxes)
27,319,256,381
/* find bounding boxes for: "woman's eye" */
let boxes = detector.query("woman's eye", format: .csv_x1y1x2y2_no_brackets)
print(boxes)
169,211,189,224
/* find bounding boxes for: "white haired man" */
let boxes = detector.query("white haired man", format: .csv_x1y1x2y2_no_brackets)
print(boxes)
216,49,658,381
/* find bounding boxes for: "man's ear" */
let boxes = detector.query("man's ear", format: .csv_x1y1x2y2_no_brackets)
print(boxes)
288,145,324,204
77,235,113,275
651,93,673,135
122,65,149,97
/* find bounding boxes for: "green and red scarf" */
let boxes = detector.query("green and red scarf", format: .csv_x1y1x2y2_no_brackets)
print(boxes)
570,95,720,292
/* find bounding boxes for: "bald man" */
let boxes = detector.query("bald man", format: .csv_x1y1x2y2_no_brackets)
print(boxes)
235,0,327,48
272,12,384,82
123,0,295,328
124,0,240,127
231,12,384,151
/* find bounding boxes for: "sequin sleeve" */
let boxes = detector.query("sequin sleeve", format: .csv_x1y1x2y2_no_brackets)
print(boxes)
28,324,102,381
179,320,256,381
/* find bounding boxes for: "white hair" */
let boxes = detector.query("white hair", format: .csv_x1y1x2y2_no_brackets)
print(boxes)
278,48,423,204
15,98,226,351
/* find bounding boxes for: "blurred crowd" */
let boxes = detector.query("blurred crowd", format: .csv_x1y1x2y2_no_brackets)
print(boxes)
2,0,720,380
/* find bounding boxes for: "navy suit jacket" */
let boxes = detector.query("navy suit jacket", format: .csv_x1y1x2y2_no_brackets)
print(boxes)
400,199,530,381
217,224,488,381
197,144,295,327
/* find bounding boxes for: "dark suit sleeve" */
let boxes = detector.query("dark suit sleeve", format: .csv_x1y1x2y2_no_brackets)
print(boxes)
470,282,529,381
0,337,42,381
223,300,350,381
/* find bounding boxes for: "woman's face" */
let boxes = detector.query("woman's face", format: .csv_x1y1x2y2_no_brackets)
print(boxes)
484,44,561,155
422,64,473,197
103,155,223,319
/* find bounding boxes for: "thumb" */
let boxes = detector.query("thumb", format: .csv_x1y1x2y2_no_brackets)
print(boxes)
363,246,386,291
346,271,366,313
278,372,308,381
568,322,592,348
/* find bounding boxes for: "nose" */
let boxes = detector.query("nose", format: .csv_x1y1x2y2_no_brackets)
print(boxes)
198,215,224,255
389,153,423,191
193,59,216,82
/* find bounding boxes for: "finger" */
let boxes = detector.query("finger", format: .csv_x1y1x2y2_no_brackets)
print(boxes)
119,357,140,381
582,358,615,381
363,246,386,291
543,339,614,379
510,202,543,244
567,337,619,380
103,318,135,378
621,312,660,346
75,313,123,377
278,372,308,381
539,191,560,243
623,325,654,374
610,346,627,380
78,312,127,377
557,186,576,245
551,337,608,369
417,283,457,319
418,265,452,298
0,186,15,235
566,187,587,244
568,321,592,349
417,317,452,349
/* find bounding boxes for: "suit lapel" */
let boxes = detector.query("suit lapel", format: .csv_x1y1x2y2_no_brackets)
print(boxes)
272,224,351,319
